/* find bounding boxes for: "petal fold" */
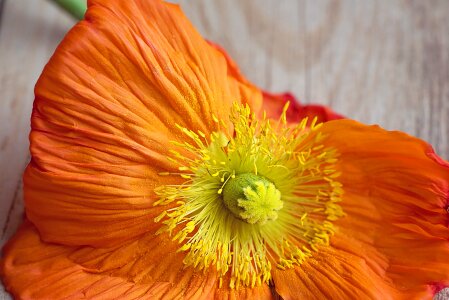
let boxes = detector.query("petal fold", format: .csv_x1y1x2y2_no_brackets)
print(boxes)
207,41,344,122
273,120,449,299
26,0,266,246
1,221,272,299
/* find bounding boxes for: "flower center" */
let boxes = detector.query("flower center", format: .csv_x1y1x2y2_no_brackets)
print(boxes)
154,103,344,289
222,173,283,224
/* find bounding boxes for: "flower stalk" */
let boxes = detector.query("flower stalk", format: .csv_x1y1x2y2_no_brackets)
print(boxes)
50,0,86,20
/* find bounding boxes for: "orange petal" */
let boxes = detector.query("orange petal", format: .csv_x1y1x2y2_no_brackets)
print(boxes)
70,227,273,299
208,41,344,122
26,0,265,246
262,91,344,123
0,220,271,300
325,120,449,291
273,120,449,299
1,221,158,299
272,236,433,300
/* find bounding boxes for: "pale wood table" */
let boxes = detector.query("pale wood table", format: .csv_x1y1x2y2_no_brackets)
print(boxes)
1,0,448,299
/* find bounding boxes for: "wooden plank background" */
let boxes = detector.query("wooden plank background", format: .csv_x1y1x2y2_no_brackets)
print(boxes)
0,0,448,299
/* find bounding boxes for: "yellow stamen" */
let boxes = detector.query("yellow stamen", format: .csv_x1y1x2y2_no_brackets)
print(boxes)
154,103,344,289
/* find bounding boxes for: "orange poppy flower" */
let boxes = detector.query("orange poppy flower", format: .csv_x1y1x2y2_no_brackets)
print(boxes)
1,1,449,299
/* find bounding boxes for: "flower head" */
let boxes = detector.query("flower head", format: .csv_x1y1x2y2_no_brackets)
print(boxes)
1,0,449,299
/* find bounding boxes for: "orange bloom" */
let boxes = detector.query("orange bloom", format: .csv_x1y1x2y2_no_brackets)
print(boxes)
1,1,449,299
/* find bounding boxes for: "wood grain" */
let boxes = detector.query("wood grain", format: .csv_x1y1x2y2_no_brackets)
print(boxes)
1,0,448,299
179,0,449,159
0,0,74,249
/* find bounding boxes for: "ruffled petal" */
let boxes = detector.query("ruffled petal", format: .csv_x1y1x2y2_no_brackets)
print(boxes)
1,221,154,299
207,41,344,122
272,236,432,300
274,120,449,299
26,0,265,246
262,91,344,123
327,121,449,291
0,221,271,300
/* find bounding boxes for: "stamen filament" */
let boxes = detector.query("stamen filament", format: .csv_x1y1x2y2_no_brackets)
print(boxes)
154,103,344,288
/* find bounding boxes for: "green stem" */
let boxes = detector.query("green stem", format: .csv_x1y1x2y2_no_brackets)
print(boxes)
51,0,87,20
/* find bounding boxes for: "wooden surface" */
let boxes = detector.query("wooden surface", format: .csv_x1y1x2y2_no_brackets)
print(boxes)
1,0,448,299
